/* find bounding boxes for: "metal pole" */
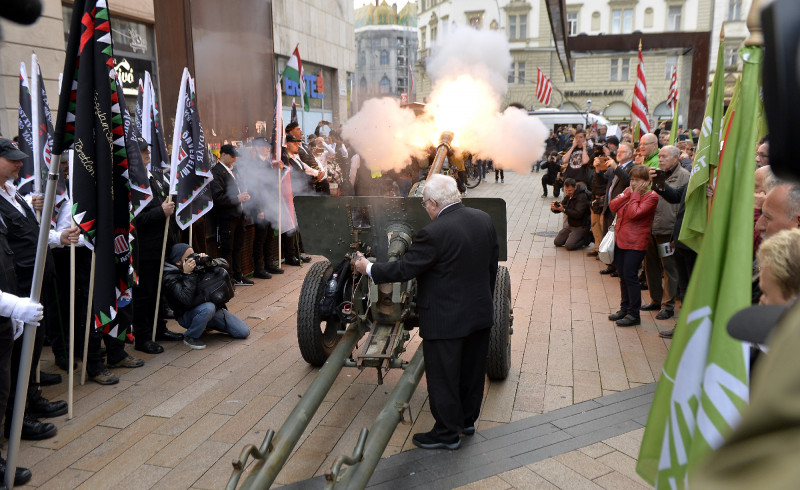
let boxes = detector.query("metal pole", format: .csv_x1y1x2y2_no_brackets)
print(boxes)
277,166,282,269
5,154,60,488
232,323,365,490
152,195,172,342
80,254,95,386
335,346,425,489
68,242,75,420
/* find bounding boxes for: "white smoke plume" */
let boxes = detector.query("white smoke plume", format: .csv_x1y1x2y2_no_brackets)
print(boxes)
343,24,547,174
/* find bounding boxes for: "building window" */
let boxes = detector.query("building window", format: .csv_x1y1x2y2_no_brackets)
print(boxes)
725,48,738,70
420,26,426,49
468,13,482,29
508,62,515,83
728,0,742,20
380,76,391,94
518,62,526,84
567,12,578,36
508,14,527,40
431,24,438,42
610,58,630,81
665,55,678,79
591,12,601,31
611,8,633,34
360,76,367,92
644,8,654,28
359,51,366,67
667,6,682,30
380,50,389,65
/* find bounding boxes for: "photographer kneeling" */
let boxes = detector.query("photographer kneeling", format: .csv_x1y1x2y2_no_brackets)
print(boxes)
163,243,250,350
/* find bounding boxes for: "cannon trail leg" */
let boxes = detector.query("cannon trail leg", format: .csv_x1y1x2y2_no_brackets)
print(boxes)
229,323,365,490
332,346,425,489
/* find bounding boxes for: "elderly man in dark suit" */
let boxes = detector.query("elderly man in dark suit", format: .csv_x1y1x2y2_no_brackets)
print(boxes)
353,174,499,450
600,142,636,275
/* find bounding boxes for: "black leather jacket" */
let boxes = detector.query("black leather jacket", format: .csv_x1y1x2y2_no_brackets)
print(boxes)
162,262,200,318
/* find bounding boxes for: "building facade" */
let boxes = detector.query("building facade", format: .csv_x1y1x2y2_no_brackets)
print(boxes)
354,1,418,111
272,0,356,134
415,0,747,130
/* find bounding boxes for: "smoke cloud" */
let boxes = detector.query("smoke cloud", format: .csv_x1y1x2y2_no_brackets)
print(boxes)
343,25,547,174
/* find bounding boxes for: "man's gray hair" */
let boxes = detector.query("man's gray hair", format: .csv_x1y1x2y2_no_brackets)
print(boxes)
424,174,462,206
781,181,800,220
661,145,680,160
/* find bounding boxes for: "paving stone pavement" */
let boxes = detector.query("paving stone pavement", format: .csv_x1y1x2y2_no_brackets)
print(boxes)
23,169,672,488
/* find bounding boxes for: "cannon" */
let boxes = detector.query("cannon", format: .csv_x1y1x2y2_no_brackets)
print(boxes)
227,134,513,489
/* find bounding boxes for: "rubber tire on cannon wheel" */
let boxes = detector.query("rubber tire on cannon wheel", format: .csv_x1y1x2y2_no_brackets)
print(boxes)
486,266,511,380
297,260,343,366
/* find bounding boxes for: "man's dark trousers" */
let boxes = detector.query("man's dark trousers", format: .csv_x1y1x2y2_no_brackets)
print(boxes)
217,215,245,279
423,328,491,442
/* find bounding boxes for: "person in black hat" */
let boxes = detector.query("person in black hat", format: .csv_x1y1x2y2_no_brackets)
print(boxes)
0,138,76,441
131,137,184,355
210,144,253,285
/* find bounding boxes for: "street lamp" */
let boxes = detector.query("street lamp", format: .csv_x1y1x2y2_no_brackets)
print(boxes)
585,99,592,127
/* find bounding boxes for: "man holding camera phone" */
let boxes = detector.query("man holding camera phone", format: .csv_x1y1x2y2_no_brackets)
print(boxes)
162,243,250,350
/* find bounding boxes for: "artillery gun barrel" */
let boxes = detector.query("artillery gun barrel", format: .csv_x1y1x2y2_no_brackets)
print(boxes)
425,131,454,181
332,346,426,489
231,323,365,490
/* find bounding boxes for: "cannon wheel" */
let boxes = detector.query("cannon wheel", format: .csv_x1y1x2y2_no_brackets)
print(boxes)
297,261,343,366
487,266,511,380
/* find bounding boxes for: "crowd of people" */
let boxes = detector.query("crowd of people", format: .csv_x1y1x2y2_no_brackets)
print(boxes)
547,122,792,344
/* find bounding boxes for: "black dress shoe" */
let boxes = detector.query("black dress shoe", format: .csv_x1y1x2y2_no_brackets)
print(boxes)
412,431,461,450
640,303,660,311
5,415,57,440
156,329,184,342
39,372,61,386
608,310,627,321
655,309,674,320
266,265,284,274
0,456,32,485
300,255,312,263
253,269,272,279
462,426,476,436
659,329,675,338
600,268,614,275
286,257,302,266
616,315,641,327
27,395,67,419
135,340,164,355
611,271,619,277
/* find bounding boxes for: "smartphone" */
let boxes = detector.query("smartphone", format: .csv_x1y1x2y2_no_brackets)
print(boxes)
652,169,666,191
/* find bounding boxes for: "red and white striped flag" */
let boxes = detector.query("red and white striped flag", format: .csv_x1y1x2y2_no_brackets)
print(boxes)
666,66,678,113
536,67,552,106
631,41,651,133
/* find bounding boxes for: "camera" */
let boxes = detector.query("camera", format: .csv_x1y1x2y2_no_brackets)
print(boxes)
188,253,212,269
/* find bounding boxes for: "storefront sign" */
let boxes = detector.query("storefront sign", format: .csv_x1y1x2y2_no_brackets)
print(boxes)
564,89,624,97
285,74,324,99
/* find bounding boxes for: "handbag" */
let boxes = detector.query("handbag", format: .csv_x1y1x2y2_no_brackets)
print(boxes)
598,217,617,265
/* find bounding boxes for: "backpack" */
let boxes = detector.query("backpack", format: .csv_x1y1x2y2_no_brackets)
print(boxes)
197,265,235,307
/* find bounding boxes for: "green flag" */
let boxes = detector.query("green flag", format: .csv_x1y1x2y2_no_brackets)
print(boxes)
636,45,762,488
669,100,679,145
678,39,726,252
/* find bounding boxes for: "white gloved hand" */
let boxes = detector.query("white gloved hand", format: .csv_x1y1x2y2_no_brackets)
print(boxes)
12,320,23,340
10,298,43,326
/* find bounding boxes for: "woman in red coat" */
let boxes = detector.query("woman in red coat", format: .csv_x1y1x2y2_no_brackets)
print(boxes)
608,165,659,327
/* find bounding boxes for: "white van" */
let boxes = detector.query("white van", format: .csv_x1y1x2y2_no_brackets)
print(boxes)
528,109,612,132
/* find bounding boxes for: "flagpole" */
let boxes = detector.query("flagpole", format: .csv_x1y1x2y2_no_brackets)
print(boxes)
278,166,282,268
68,150,75,420
30,54,42,220
5,152,60,488
152,196,172,342
80,253,95,386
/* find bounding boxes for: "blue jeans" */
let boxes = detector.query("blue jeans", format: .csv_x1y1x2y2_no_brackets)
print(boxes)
178,303,250,340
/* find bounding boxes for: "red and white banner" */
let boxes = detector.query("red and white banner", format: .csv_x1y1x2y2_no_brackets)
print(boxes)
536,67,552,106
631,43,651,133
666,66,678,114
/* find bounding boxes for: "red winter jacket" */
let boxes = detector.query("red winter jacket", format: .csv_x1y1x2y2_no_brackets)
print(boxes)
609,188,659,251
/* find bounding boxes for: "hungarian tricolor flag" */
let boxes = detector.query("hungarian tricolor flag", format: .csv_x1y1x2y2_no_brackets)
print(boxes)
52,0,135,339
168,68,213,230
115,72,152,217
283,45,309,112
17,62,35,195
139,71,170,173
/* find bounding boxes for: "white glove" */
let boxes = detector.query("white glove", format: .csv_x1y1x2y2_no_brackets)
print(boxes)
12,320,23,340
10,298,43,326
